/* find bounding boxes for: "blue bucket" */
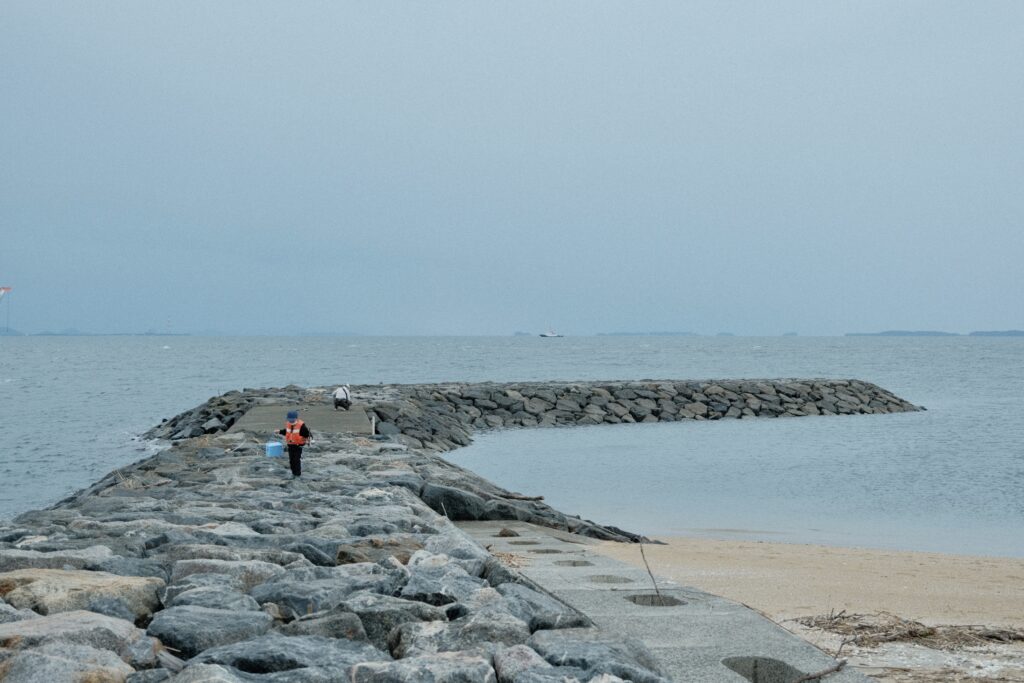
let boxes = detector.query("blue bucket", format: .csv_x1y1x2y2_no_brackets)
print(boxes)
265,442,283,457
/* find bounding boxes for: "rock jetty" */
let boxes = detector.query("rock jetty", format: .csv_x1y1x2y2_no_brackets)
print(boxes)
0,379,920,681
148,378,921,452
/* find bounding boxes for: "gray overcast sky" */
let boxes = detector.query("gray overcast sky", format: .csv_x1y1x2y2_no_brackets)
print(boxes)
1,2,1021,336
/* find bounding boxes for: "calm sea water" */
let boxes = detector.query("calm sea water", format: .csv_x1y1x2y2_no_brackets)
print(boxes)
1,336,1021,557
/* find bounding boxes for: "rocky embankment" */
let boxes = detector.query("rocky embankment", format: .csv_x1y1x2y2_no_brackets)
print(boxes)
148,378,921,452
0,379,920,681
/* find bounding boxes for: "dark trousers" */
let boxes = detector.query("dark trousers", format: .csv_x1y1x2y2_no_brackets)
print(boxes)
334,398,351,410
287,445,303,476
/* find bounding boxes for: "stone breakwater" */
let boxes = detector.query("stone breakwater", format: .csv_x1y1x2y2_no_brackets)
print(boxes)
1,433,660,682
148,378,922,452
0,379,920,682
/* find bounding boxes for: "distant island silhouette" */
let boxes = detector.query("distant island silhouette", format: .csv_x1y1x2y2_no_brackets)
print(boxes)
847,330,1024,337
968,330,1024,337
846,330,960,337
596,331,698,336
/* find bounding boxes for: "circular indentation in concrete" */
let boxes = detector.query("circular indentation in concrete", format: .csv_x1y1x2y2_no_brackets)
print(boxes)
554,560,594,567
626,594,684,607
507,540,540,545
587,575,635,584
722,656,806,682
527,548,564,554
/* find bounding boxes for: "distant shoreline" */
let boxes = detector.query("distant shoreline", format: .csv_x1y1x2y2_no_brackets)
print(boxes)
846,329,1024,337
3,329,1023,337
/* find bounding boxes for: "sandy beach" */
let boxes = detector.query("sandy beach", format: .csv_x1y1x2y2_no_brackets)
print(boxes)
593,536,1024,681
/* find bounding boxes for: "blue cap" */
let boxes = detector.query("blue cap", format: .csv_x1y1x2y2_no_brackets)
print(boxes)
286,410,299,421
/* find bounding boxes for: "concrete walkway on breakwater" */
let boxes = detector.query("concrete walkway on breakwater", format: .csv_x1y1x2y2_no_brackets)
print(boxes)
460,521,869,683
228,404,374,436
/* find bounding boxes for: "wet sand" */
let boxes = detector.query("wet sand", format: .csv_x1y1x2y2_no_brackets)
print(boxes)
593,535,1024,628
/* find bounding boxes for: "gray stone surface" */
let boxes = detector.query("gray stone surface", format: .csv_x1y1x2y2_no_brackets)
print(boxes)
0,545,114,572
0,641,135,682
190,633,390,674
166,586,262,612
163,664,247,682
171,559,286,593
251,563,407,620
0,568,163,622
0,600,37,624
349,652,497,682
492,644,555,682
146,605,274,658
528,628,669,683
399,556,488,606
277,606,368,641
162,573,247,605
341,591,447,652
497,582,592,631
127,671,173,683
0,609,160,669
389,607,532,658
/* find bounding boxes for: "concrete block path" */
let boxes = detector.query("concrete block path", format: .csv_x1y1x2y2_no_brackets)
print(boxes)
228,403,374,436
459,520,868,683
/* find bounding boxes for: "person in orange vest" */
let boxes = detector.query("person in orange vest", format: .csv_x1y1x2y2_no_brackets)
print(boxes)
277,410,311,478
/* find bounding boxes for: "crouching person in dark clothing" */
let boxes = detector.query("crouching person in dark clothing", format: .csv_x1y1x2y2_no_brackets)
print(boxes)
278,410,311,478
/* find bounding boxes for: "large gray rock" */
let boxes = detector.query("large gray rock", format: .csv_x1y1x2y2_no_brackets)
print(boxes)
362,469,425,495
250,563,406,621
523,398,553,415
153,544,307,567
493,644,616,682
0,641,135,682
0,568,164,622
0,545,114,572
334,534,425,566
683,402,708,417
422,528,491,577
146,605,274,658
191,633,389,675
127,671,173,683
527,628,668,683
482,557,526,588
493,644,554,682
496,583,591,631
419,484,487,520
0,609,160,668
0,600,37,624
171,559,286,592
162,573,246,605
88,555,171,581
376,421,402,436
341,591,447,652
278,606,368,641
390,608,531,658
162,664,248,682
350,652,496,682
510,665,600,682
166,586,262,612
399,554,487,606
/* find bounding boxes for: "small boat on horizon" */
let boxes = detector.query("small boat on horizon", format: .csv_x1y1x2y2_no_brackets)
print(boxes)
539,330,564,338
